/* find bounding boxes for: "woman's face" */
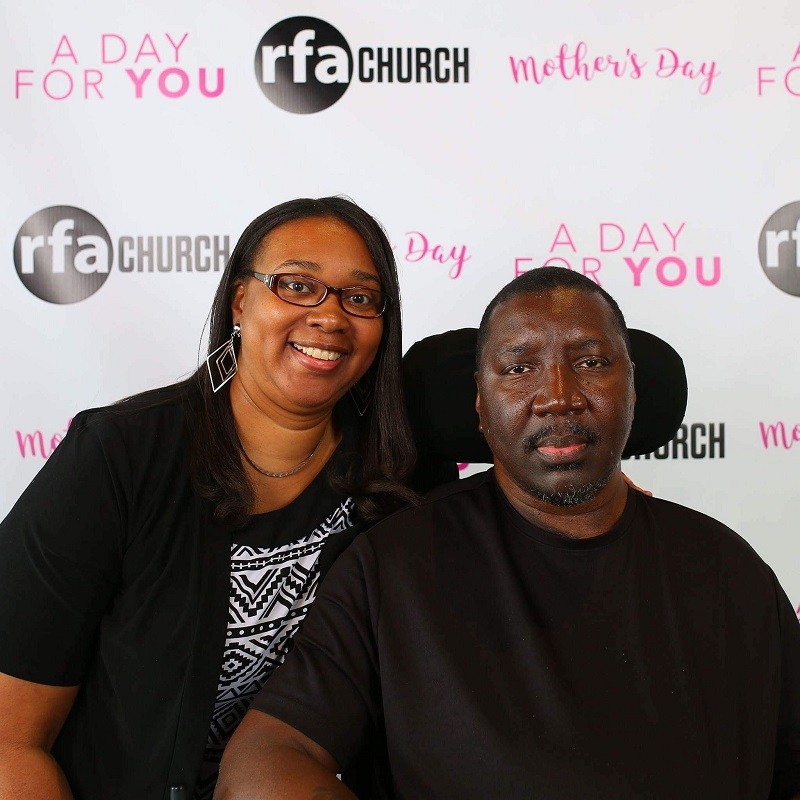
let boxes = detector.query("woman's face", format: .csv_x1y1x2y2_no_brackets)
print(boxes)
231,216,385,418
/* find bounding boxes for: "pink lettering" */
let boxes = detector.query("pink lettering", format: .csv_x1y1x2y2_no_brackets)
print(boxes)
600,223,625,252
84,69,104,99
549,223,576,252
126,68,151,98
759,421,800,450
509,57,543,84
134,33,161,63
663,222,685,250
655,48,720,94
514,257,534,277
542,257,571,269
404,232,470,279
632,223,658,252
14,70,34,98
198,68,225,98
165,33,189,62
16,419,72,459
582,258,602,283
785,66,800,97
43,69,74,100
17,430,46,458
695,256,721,286
101,33,127,64
51,35,78,65
159,67,190,98
509,42,645,85
757,66,776,96
655,256,686,287
541,258,603,284
624,256,649,286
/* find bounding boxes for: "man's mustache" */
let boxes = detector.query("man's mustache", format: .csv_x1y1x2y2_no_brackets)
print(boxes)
523,421,601,453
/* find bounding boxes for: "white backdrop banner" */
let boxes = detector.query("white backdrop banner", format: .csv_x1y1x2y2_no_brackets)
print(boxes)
2,0,799,609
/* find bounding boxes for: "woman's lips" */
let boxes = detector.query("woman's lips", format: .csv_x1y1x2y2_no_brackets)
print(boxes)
289,342,347,372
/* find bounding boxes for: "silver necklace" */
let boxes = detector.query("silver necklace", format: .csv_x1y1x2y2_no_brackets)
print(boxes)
239,435,324,479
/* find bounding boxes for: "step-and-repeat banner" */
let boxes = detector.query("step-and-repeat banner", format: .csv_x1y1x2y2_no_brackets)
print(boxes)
2,1,798,608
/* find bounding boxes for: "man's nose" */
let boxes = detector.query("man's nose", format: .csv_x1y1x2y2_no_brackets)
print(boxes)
531,364,587,416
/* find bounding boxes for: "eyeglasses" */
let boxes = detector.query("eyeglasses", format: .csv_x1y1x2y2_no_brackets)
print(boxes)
247,271,389,318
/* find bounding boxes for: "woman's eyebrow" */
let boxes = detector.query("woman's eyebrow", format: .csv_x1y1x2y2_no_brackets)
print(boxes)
351,269,381,285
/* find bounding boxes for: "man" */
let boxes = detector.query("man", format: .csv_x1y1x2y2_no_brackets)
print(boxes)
216,267,800,799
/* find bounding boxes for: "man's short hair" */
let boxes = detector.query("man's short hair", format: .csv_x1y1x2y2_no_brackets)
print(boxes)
476,267,632,367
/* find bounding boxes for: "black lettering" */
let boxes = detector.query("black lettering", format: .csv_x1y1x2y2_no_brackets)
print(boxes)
138,236,155,272
397,48,412,82
434,48,450,82
176,236,192,271
690,423,707,459
671,424,689,459
709,423,725,458
195,236,211,272
416,48,432,82
213,236,230,271
157,236,173,273
358,48,374,82
653,443,670,460
377,47,392,82
453,48,469,82
118,236,134,272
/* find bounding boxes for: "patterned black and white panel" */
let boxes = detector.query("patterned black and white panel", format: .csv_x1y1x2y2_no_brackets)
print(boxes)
193,498,354,799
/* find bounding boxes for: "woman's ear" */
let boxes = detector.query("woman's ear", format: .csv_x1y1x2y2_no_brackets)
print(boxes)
231,280,246,323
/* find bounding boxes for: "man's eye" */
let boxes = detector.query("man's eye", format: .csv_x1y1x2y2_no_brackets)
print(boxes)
578,357,607,368
504,364,529,375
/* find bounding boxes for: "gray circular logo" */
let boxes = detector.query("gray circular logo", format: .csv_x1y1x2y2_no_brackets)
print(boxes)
254,17,353,114
14,206,112,304
758,201,800,297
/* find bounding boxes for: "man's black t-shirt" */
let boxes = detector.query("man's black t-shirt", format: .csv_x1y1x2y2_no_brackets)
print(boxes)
252,470,800,799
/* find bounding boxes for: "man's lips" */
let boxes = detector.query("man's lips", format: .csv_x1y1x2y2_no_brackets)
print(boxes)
524,424,600,462
536,440,588,458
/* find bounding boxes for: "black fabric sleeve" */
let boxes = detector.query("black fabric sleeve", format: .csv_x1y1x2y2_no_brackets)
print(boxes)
0,411,127,686
249,534,381,769
771,577,800,799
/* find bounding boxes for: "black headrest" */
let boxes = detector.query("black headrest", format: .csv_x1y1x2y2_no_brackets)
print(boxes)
402,327,687,466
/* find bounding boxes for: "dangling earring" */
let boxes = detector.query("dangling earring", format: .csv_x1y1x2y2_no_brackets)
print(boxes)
349,370,374,417
206,323,240,393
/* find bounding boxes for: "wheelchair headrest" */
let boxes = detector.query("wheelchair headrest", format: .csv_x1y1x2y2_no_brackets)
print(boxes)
402,327,687,464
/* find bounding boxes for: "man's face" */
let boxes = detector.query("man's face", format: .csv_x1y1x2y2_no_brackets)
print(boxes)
475,288,635,508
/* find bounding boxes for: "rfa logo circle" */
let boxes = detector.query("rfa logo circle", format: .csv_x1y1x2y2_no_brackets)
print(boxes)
14,206,112,304
254,17,352,113
758,201,800,297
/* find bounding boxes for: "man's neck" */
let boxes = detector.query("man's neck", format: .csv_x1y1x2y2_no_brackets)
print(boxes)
494,468,630,540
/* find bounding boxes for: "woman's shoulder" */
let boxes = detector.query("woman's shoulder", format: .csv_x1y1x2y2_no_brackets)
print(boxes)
70,380,198,461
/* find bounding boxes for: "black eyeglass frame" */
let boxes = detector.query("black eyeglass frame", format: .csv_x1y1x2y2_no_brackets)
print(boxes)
246,270,389,318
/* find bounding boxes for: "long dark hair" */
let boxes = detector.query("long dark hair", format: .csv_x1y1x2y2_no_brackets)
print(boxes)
188,196,416,525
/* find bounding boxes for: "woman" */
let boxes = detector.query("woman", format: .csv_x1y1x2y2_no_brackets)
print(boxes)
0,197,417,800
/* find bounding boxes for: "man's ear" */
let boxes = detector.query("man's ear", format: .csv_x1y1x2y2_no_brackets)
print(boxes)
474,373,484,433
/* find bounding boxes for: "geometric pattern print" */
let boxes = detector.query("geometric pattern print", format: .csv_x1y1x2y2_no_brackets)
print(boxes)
193,497,355,800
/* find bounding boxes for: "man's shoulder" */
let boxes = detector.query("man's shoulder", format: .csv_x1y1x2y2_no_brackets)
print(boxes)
637,492,774,580
363,469,495,544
